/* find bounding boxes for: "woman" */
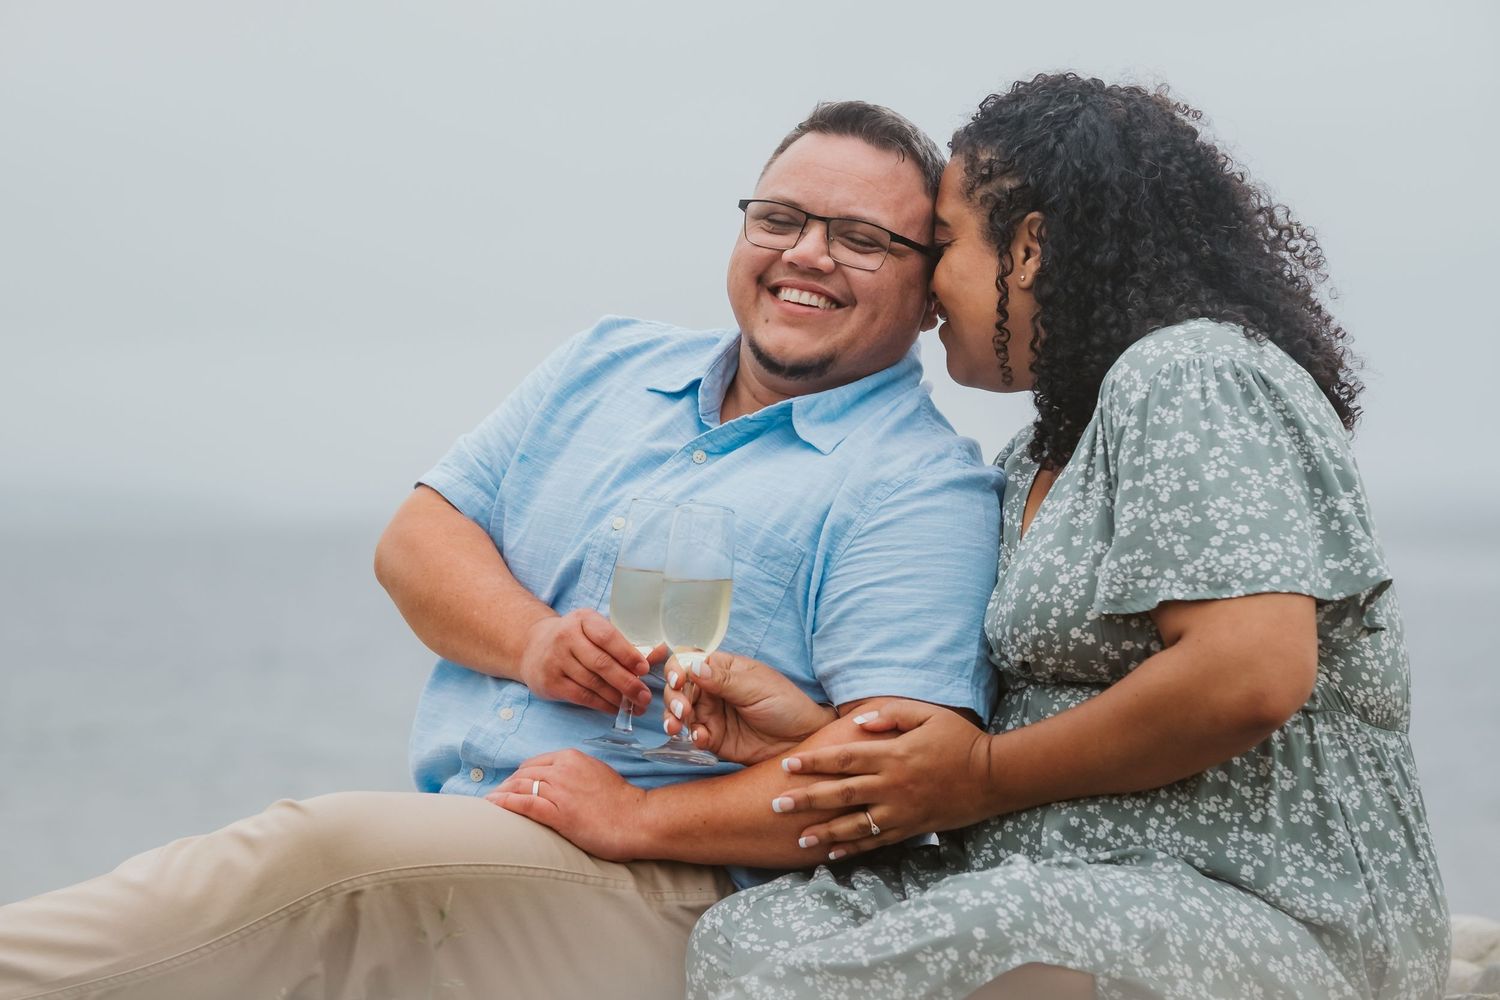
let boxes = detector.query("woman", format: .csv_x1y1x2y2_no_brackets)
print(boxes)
680,74,1449,999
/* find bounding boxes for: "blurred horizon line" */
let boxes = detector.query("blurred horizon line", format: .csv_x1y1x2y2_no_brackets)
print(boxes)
0,487,1489,544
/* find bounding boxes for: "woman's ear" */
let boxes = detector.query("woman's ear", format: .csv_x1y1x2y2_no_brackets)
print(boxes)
1011,211,1045,282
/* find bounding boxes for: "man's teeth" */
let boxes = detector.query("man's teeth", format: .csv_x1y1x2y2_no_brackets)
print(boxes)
777,287,838,310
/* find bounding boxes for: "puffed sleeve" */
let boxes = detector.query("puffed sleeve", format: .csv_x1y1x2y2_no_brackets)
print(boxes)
1092,338,1391,632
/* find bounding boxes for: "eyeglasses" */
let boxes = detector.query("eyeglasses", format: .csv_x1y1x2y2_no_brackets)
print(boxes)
737,199,937,271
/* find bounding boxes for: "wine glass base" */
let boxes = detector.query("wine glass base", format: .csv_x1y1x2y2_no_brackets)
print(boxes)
583,733,644,752
641,743,719,766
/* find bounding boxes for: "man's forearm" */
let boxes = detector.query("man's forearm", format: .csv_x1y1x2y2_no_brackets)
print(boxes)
633,713,889,868
374,485,552,680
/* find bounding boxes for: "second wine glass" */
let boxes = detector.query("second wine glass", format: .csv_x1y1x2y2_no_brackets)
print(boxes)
642,502,734,767
583,498,674,753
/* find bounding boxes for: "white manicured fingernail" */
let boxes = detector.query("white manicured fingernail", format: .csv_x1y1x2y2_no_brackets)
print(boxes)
798,835,819,849
852,711,879,725
692,661,708,678
663,719,673,735
671,700,684,719
828,849,847,861
771,796,794,814
781,757,802,773
667,671,679,689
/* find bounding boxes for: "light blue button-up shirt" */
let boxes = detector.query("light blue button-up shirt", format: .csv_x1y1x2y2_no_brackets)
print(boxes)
410,315,1003,799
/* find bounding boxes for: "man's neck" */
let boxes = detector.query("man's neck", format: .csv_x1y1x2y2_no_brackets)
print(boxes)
718,344,800,424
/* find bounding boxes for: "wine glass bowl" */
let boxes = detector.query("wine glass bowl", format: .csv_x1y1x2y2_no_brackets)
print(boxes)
642,503,734,767
583,498,675,753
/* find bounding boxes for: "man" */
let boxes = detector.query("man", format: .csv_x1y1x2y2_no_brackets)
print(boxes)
0,102,1001,1000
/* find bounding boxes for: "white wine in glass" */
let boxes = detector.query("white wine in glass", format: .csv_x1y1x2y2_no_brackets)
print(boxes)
659,578,731,654
584,498,673,752
609,567,666,648
643,502,734,767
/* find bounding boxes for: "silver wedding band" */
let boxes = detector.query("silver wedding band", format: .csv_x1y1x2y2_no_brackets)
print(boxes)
864,810,880,837
531,779,541,797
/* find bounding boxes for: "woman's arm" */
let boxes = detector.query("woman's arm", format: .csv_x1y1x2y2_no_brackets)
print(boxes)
771,592,1318,855
985,592,1318,814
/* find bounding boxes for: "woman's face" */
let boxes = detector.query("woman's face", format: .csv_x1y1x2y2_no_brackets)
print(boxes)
931,157,1037,392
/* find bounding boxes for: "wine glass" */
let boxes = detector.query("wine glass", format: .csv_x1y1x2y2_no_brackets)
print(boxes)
642,502,734,767
583,498,674,752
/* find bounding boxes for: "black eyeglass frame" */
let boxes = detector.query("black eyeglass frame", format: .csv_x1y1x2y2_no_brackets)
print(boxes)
737,199,939,267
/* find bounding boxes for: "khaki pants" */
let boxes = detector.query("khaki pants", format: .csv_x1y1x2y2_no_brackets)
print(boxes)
0,792,734,1000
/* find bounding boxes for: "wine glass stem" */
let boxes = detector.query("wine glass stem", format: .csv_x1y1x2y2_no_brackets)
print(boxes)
611,696,634,734
611,644,655,735
666,652,705,746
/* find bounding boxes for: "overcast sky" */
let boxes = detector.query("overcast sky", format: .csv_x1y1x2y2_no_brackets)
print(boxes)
1,0,1496,533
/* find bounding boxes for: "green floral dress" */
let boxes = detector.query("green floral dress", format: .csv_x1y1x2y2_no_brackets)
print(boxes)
687,320,1449,999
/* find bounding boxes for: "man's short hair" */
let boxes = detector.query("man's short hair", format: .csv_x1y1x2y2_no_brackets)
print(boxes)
763,101,945,198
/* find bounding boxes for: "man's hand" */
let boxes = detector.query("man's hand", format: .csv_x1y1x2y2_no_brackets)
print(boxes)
663,651,835,765
518,610,652,715
487,750,646,862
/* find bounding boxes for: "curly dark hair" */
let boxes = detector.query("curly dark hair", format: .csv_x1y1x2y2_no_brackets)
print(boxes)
950,73,1363,469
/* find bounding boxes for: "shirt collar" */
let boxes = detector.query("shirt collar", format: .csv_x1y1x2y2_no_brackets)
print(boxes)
644,330,739,395
645,331,925,455
789,347,923,454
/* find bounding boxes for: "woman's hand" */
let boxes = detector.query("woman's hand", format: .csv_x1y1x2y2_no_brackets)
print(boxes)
487,750,646,862
770,700,999,861
663,651,835,765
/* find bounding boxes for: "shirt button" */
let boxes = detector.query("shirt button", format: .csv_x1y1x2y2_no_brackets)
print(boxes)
691,449,707,464
611,516,626,531
498,707,515,721
469,767,485,782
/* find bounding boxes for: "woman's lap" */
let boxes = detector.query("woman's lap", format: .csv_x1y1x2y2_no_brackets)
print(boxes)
689,849,1359,1000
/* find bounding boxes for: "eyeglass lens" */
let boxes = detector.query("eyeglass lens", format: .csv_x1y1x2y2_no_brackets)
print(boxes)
742,201,891,270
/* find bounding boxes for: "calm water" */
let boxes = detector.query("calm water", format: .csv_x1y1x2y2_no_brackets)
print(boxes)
1,518,1495,915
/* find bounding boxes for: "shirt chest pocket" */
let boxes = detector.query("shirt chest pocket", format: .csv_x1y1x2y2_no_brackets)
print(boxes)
719,518,806,659
578,511,806,659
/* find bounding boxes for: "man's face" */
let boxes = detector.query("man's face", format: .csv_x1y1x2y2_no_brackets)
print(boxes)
726,133,937,397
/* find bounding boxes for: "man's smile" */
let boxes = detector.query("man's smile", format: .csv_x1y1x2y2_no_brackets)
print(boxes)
766,280,847,313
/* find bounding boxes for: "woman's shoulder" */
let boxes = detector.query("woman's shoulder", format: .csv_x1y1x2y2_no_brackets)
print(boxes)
1108,318,1262,378
1098,318,1318,417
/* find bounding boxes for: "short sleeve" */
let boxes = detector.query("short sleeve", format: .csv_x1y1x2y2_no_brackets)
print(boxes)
417,333,580,526
1093,348,1391,629
811,461,1003,716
